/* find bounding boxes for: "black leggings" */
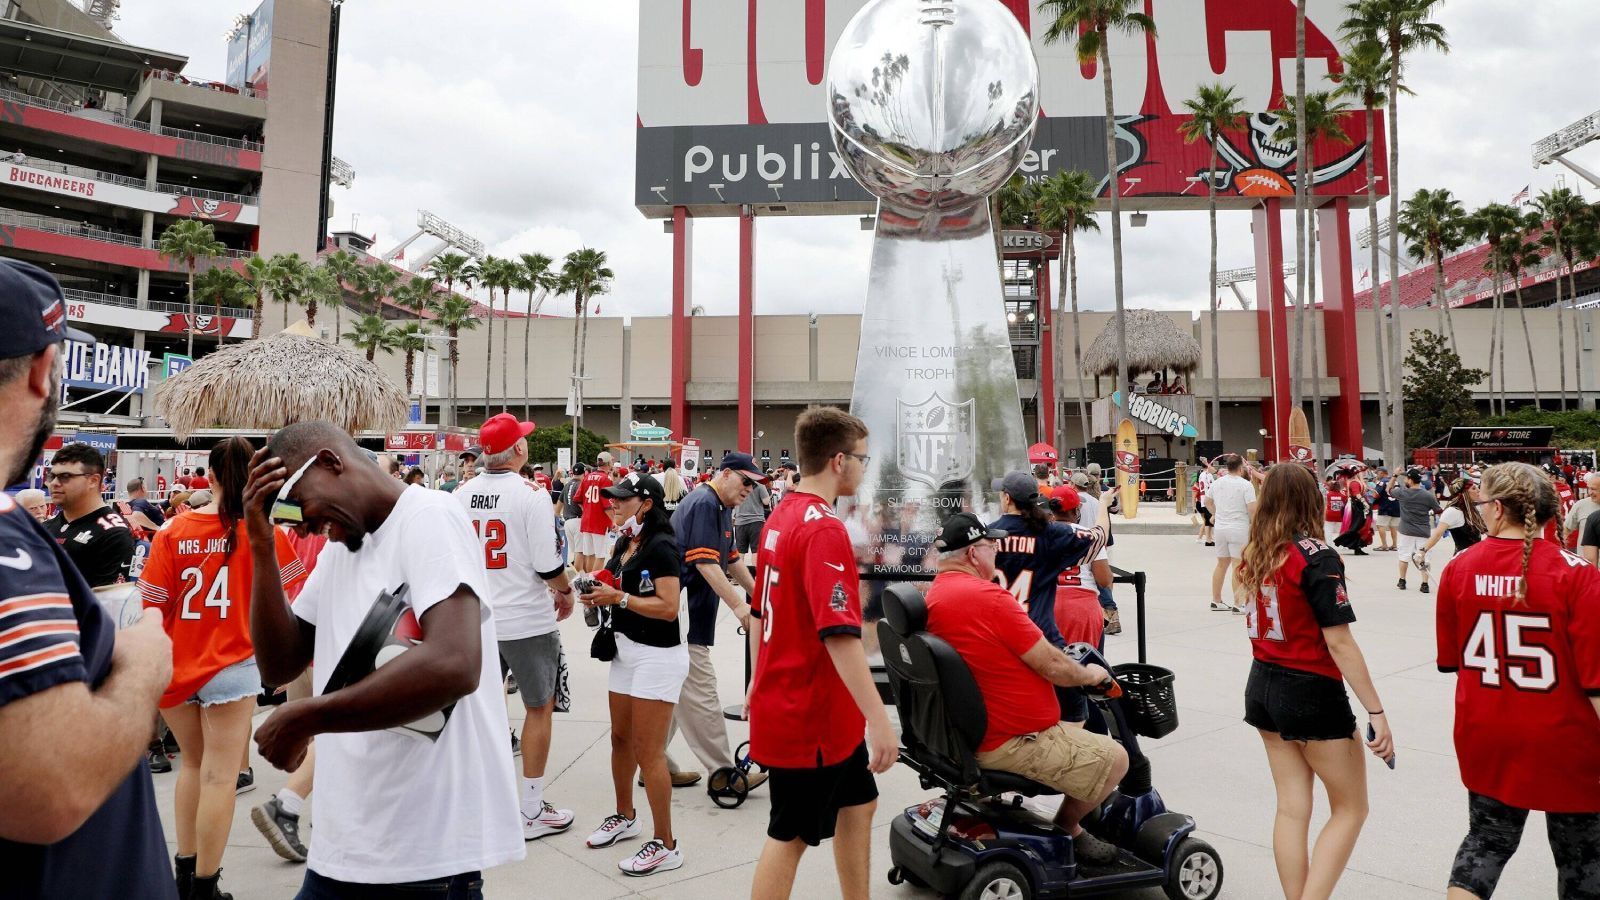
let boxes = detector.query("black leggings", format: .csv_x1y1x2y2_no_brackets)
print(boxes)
1450,792,1600,898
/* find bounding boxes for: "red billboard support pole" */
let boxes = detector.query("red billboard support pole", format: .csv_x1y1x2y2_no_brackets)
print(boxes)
737,207,756,453
671,206,694,439
1037,257,1056,448
1252,199,1291,461
1319,199,1363,458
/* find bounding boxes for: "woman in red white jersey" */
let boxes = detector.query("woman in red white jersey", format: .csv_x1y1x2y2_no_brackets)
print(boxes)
1435,462,1600,899
1235,464,1393,900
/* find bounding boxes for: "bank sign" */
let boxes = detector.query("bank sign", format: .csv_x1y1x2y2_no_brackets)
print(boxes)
635,0,1385,217
64,341,151,394
1111,391,1197,439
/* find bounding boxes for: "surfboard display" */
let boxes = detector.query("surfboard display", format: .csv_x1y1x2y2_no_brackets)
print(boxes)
1114,418,1140,519
1287,407,1313,465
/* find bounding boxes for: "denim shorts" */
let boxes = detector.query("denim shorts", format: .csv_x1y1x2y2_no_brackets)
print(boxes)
185,658,260,707
1243,659,1356,742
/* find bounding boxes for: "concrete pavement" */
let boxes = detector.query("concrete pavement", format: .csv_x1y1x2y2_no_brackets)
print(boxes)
158,531,1559,898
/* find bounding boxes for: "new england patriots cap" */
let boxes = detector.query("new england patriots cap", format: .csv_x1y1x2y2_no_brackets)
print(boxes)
0,258,92,358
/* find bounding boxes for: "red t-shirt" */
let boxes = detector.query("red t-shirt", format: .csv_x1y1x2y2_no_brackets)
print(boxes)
139,513,306,708
924,569,1059,753
188,476,210,490
1054,585,1104,649
532,472,552,493
1324,489,1346,522
1557,481,1575,515
1436,538,1600,812
748,491,866,768
1242,537,1357,680
577,470,614,535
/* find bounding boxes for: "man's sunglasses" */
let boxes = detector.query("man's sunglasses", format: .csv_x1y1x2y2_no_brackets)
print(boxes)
270,455,318,524
45,470,95,483
737,474,758,488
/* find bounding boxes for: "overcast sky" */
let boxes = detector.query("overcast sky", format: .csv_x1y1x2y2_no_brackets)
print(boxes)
117,1,1600,320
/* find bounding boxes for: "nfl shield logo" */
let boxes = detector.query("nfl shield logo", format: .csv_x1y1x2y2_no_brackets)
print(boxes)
897,392,975,487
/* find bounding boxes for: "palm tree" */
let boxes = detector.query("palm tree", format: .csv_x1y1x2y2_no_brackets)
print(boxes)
560,248,615,461
429,294,480,427
1465,202,1523,415
1178,83,1248,441
1343,0,1449,459
1534,188,1587,408
242,255,274,340
1276,91,1354,466
192,266,251,348
1570,209,1600,406
392,321,433,411
1040,0,1157,414
298,265,340,333
517,253,558,420
321,250,365,346
266,252,311,330
1493,225,1543,410
356,263,401,323
344,314,397,362
475,256,515,413
1037,171,1101,453
1398,188,1466,349
1331,38,1401,463
427,252,475,299
156,219,228,358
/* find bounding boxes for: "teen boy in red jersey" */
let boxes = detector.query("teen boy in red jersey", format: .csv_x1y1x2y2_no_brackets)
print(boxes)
747,407,897,900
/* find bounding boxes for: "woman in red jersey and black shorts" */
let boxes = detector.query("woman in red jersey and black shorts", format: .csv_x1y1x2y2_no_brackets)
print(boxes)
1235,464,1393,900
1435,462,1600,899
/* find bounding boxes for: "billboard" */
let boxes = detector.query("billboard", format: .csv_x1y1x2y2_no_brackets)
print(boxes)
225,0,275,91
635,0,1387,217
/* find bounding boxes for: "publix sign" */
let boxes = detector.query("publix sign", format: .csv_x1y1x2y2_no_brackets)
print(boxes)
1111,391,1197,439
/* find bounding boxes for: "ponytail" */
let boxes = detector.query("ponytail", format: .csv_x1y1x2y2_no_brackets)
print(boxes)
208,436,255,556
1017,496,1052,533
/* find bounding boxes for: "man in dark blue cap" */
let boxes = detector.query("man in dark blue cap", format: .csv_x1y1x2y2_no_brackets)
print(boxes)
0,259,177,898
667,451,769,795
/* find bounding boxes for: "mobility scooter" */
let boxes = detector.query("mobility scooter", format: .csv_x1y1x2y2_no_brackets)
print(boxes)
877,583,1222,900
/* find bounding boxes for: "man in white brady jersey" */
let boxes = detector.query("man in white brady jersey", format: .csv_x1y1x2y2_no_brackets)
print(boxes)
457,413,579,840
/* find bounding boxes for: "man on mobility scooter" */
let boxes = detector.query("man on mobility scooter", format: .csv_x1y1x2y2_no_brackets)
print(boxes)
879,514,1223,899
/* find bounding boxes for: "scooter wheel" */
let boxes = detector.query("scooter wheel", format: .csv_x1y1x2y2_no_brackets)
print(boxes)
958,861,1032,900
886,867,905,886
708,767,749,809
1163,837,1223,900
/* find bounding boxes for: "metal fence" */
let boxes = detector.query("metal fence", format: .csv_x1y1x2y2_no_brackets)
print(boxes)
60,285,253,319
0,207,252,258
10,157,259,207
0,86,263,153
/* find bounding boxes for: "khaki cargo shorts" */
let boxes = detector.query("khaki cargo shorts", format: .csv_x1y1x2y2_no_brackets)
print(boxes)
976,722,1120,801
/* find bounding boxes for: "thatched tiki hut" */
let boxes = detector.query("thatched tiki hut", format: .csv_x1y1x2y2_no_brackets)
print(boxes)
154,322,410,441
1081,308,1202,396
1083,310,1204,444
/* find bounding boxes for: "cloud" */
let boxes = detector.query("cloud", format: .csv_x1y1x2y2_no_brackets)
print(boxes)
114,0,1600,321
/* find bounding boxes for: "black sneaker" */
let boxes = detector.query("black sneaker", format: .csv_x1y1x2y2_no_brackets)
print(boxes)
235,767,255,796
505,673,518,695
148,746,172,774
1352,549,1369,556
251,797,309,863
1396,579,1406,590
1420,582,1430,594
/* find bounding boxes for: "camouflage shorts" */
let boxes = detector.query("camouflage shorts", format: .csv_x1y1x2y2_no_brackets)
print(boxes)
1450,792,1600,898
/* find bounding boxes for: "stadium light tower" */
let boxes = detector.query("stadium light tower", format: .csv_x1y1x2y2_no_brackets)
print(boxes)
1533,109,1600,188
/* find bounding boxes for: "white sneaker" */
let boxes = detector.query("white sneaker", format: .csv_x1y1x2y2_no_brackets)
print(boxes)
619,839,683,876
586,813,640,848
523,801,575,841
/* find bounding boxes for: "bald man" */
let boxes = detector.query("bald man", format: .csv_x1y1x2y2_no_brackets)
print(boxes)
243,421,522,894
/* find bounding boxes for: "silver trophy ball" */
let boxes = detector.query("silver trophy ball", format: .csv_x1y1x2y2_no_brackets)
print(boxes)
827,0,1040,215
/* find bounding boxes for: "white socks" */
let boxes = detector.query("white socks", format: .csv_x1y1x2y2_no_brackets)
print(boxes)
276,788,304,817
520,776,545,818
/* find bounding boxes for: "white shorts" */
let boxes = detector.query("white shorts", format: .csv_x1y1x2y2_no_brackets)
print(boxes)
1324,521,1343,544
563,518,582,556
576,530,612,557
1373,514,1398,529
1398,533,1429,556
609,633,689,703
1214,526,1249,559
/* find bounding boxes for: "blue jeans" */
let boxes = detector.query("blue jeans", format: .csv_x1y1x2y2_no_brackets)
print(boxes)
295,870,483,900
1097,585,1117,611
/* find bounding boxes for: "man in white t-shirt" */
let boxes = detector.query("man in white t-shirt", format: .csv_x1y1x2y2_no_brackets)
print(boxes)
1203,454,1257,613
243,421,522,897
456,413,578,842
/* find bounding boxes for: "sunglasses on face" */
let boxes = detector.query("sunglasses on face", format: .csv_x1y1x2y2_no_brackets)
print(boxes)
46,470,93,483
270,455,319,525
736,474,757,488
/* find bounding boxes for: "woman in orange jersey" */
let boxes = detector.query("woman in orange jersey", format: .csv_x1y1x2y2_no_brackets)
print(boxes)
140,437,307,900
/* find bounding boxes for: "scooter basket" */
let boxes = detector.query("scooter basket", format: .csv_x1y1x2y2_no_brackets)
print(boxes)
1112,663,1179,739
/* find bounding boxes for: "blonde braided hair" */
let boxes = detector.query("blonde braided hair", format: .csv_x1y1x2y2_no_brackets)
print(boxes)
1478,463,1560,605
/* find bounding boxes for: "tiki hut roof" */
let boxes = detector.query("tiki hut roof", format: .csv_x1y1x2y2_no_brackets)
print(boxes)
1080,309,1203,376
154,322,409,441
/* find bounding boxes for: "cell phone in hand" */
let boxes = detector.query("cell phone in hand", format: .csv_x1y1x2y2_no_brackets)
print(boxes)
1367,723,1396,770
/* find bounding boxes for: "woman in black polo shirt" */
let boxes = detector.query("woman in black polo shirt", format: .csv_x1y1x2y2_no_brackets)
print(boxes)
578,472,688,877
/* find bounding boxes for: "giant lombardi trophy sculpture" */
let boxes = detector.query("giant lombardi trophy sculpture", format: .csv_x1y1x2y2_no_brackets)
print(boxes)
828,0,1036,583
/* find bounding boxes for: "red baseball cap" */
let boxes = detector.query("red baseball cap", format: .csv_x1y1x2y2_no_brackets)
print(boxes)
1049,483,1081,511
478,412,535,455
